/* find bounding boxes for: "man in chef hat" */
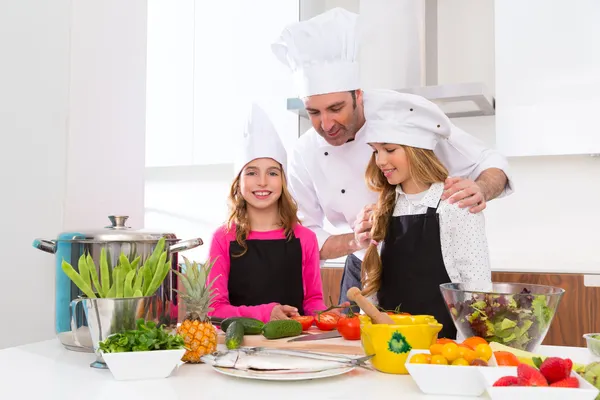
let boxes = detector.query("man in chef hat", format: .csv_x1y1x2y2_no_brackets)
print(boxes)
271,7,514,305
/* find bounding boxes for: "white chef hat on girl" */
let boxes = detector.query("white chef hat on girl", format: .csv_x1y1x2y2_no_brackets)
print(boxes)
271,7,360,98
363,90,452,150
234,103,287,176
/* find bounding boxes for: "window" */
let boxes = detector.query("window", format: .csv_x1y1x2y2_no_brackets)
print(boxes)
145,1,300,262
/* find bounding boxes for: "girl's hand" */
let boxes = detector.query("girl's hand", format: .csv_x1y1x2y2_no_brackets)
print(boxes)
353,204,376,249
270,304,299,320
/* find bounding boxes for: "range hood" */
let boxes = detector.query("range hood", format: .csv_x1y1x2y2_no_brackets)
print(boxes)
289,0,496,120
286,82,495,119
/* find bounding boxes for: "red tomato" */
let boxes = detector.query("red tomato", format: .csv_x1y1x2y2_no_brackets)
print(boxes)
337,315,361,340
385,311,411,316
315,312,339,331
292,316,314,331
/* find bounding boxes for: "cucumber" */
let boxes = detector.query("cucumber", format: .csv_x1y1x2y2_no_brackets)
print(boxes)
225,321,245,350
220,317,264,335
262,320,303,340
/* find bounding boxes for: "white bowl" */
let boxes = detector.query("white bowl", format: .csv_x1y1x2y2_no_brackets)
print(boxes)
405,349,498,397
479,366,600,400
101,348,186,381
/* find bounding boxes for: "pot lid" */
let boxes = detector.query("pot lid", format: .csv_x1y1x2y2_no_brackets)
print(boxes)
56,216,179,242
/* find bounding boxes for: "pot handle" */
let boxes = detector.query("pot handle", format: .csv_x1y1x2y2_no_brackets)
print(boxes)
169,238,203,254
32,239,57,254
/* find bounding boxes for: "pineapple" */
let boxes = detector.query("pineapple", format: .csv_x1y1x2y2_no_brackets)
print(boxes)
173,256,219,363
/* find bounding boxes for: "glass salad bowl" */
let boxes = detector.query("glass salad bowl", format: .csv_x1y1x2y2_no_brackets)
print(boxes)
439,282,565,352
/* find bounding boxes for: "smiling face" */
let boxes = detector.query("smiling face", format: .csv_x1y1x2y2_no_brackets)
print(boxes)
239,157,283,211
370,143,411,186
303,90,365,146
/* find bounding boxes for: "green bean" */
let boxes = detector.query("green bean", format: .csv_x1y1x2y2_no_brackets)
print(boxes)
124,269,136,297
130,255,141,271
106,279,116,298
142,258,154,294
133,264,145,295
133,289,143,297
146,237,166,276
114,267,123,298
77,254,90,288
100,248,110,298
61,260,96,298
86,253,102,297
144,252,167,296
119,253,132,274
145,258,171,298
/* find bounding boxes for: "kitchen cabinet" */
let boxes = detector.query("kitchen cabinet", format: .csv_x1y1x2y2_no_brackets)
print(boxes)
494,0,600,156
320,268,600,347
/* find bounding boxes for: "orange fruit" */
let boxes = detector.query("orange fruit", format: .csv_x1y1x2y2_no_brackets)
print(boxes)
442,342,460,362
462,336,488,350
430,355,449,365
475,343,492,362
458,347,477,363
451,357,470,366
429,343,444,355
409,353,430,364
494,351,519,366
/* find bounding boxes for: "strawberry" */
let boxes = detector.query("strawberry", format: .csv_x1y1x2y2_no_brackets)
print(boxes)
493,376,520,387
539,357,573,383
517,363,549,387
549,377,579,388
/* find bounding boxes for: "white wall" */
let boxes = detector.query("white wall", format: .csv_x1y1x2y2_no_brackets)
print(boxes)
0,0,70,349
437,0,600,274
0,0,147,349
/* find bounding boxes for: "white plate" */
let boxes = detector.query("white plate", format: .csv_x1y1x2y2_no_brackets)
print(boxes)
405,349,498,397
480,366,600,400
212,365,355,381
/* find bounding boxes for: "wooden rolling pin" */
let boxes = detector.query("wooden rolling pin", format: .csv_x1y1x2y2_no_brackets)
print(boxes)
347,287,395,325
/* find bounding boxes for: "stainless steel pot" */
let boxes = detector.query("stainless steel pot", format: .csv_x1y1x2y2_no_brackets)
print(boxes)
33,215,203,353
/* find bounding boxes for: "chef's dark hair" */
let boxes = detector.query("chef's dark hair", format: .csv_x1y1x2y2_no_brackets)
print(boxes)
361,146,448,297
226,162,300,257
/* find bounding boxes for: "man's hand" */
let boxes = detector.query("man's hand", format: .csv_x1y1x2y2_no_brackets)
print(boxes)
352,204,376,249
441,177,486,213
270,305,299,321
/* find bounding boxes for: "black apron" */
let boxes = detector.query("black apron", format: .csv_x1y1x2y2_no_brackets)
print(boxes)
377,201,457,339
228,230,305,316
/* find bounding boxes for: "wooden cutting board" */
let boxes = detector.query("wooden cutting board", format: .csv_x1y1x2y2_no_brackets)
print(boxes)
216,327,365,355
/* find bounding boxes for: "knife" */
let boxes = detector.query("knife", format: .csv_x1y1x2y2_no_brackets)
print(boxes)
287,330,342,342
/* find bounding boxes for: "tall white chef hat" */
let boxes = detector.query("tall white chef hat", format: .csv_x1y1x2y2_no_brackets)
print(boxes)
234,103,288,177
363,90,452,150
271,7,360,98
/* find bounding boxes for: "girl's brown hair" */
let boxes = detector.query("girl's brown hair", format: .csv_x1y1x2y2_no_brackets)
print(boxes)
361,146,449,297
227,163,300,257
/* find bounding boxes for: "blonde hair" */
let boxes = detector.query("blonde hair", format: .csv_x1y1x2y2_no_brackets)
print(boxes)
227,165,300,257
361,146,449,297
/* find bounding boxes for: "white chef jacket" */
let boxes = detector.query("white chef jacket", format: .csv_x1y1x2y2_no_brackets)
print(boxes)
287,89,514,261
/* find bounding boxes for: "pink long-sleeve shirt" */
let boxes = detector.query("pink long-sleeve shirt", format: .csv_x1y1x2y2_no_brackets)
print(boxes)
206,224,327,323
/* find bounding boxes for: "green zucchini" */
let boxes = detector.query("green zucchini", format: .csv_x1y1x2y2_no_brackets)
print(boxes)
220,317,264,335
262,320,303,340
225,321,245,350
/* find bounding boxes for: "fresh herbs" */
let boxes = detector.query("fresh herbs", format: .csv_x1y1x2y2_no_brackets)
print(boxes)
60,237,171,299
448,288,555,351
98,318,185,353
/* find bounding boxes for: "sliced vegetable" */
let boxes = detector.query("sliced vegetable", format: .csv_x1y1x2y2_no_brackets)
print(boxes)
315,312,339,331
292,316,315,331
225,321,245,350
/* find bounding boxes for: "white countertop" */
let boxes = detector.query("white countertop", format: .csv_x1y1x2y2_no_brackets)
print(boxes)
1,339,599,400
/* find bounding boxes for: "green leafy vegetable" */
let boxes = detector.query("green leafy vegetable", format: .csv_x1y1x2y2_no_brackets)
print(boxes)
448,288,556,351
98,318,185,353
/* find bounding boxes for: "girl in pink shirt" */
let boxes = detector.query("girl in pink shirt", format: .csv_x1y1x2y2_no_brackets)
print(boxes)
207,104,327,323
